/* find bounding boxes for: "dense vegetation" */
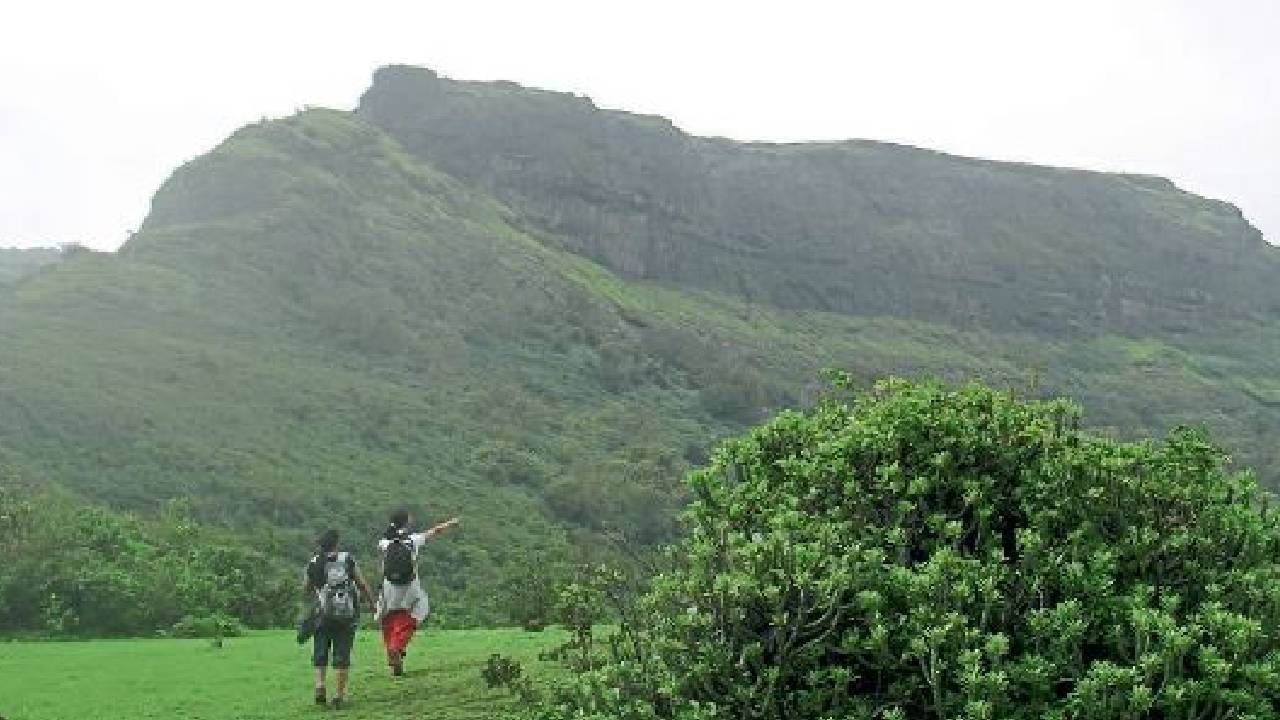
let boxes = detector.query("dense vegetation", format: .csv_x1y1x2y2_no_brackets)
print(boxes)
3,67,1280,633
536,380,1280,719
0,477,294,636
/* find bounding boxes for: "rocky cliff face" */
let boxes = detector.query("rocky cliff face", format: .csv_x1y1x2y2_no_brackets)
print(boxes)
358,65,1277,335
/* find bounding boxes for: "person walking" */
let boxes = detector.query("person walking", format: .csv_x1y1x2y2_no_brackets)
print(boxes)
376,508,460,677
305,529,375,710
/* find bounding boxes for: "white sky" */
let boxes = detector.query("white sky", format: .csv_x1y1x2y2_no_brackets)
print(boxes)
1,0,1276,250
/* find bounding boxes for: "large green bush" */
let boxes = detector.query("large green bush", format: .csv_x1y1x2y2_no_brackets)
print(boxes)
536,379,1280,719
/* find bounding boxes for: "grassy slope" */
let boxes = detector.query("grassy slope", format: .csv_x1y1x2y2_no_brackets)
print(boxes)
0,628,564,719
568,251,1280,487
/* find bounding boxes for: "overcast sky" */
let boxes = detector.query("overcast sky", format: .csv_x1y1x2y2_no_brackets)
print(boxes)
2,0,1276,250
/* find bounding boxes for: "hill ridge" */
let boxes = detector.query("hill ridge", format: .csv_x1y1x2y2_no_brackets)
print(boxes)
356,64,1274,336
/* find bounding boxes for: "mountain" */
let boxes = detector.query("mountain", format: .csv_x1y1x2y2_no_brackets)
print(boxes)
358,66,1277,335
2,66,1278,622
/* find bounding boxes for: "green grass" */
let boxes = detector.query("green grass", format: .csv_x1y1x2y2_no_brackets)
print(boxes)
0,628,565,719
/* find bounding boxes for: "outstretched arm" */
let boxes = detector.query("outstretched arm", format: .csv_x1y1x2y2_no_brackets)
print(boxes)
424,516,461,540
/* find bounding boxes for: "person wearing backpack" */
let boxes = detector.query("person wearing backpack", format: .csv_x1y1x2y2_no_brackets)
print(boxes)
305,529,375,710
376,508,460,677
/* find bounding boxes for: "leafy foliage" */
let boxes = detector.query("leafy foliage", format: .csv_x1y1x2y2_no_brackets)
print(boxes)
168,613,245,639
0,481,294,637
482,653,541,703
497,552,568,632
535,380,1280,719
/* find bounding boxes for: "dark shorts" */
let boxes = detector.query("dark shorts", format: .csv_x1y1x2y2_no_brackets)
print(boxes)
312,621,356,669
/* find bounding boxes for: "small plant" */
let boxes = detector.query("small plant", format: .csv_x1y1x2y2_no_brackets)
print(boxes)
481,653,524,688
481,653,538,703
169,613,244,639
538,563,623,672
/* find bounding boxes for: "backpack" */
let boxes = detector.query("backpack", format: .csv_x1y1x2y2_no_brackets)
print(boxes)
383,535,417,586
316,552,358,626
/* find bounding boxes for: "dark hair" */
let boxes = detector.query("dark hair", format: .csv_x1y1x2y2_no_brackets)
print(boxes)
317,528,339,553
385,508,411,540
390,508,410,529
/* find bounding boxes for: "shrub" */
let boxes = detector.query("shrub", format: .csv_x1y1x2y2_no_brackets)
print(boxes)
168,613,245,639
482,653,538,702
0,485,295,637
535,378,1280,720
497,553,567,632
698,364,773,423
482,653,525,688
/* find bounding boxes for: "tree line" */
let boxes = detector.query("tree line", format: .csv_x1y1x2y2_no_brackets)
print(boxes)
0,480,295,637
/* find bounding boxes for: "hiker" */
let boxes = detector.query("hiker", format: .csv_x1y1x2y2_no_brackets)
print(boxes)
376,508,460,676
305,529,375,710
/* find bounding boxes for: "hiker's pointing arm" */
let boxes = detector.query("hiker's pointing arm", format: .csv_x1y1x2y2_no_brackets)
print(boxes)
426,516,461,539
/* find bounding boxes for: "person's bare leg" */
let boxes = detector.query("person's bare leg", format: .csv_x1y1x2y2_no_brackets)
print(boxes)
335,669,349,700
314,666,327,701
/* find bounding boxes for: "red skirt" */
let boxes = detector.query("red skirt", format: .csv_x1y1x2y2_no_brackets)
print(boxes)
381,609,418,657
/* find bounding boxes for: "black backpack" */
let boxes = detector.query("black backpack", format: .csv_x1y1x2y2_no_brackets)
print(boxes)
383,535,416,586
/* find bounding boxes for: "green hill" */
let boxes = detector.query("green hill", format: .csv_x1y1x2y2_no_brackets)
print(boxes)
0,247,62,287
3,67,1279,626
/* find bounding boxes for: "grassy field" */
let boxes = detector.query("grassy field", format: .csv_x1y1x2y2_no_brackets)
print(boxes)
0,628,565,719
